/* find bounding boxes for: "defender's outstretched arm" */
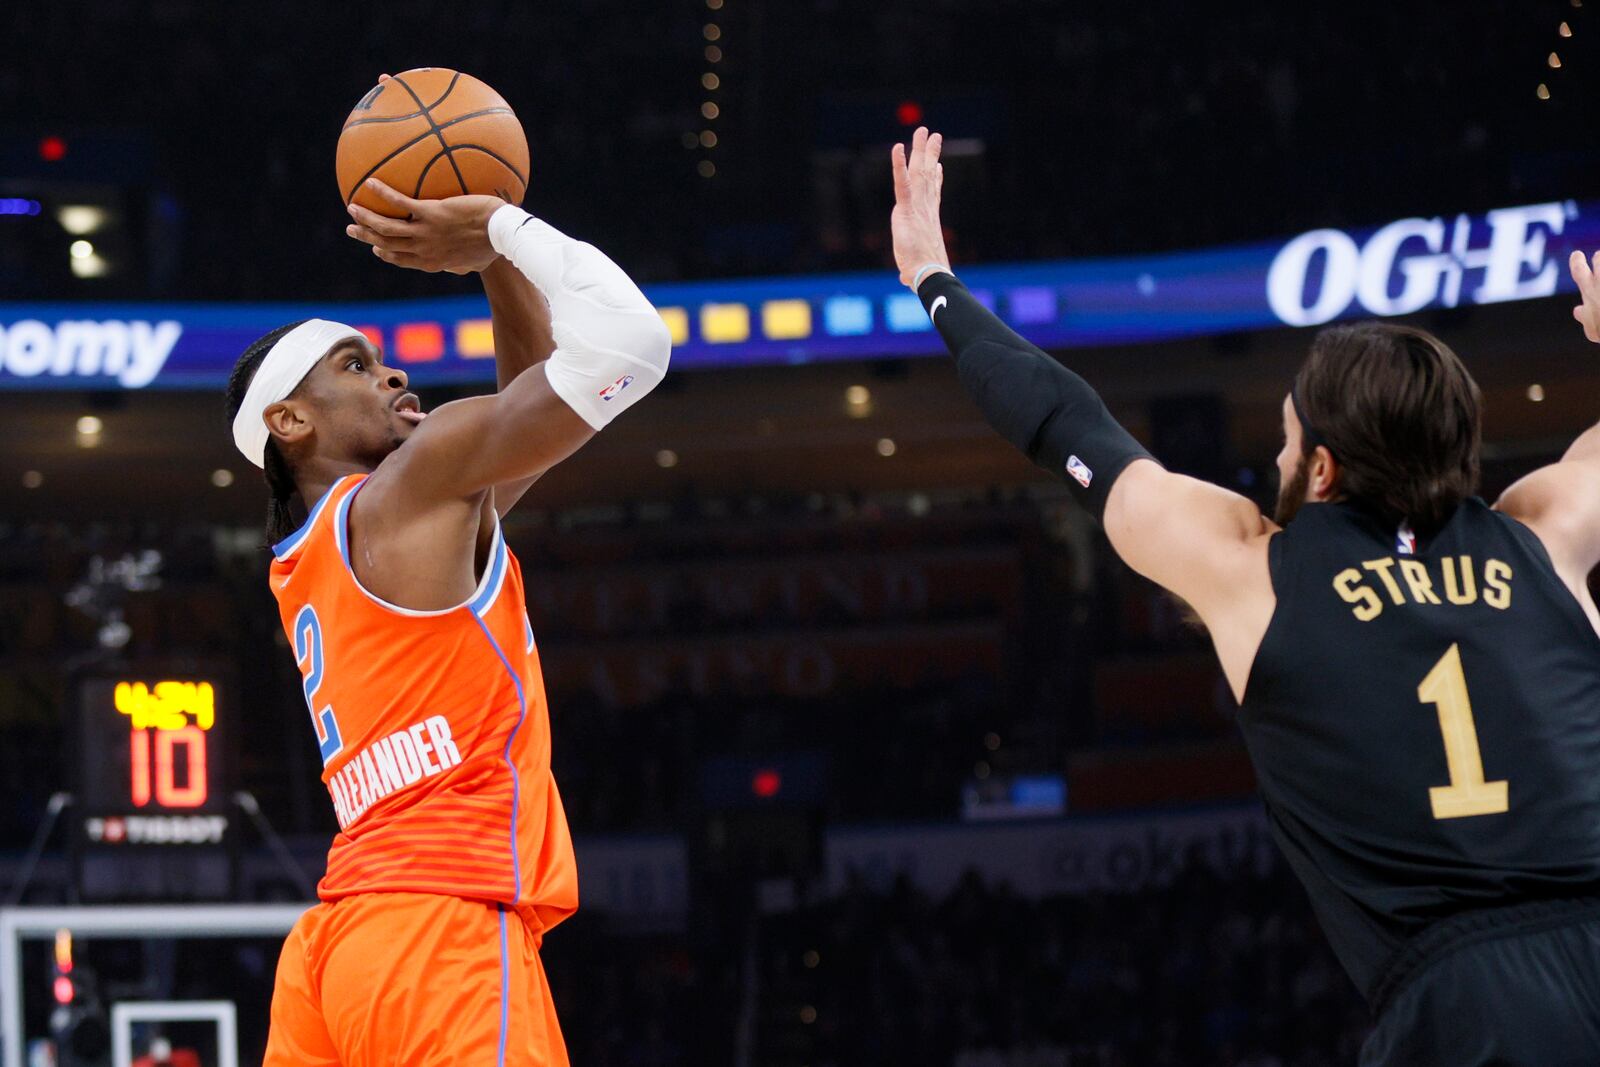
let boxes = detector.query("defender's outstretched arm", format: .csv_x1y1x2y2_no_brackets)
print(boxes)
889,128,1271,637
1494,250,1600,581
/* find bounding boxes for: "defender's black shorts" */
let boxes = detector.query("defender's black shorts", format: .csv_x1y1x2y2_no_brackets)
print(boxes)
1361,900,1600,1066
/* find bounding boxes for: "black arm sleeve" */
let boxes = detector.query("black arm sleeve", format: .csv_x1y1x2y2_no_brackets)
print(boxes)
916,271,1157,518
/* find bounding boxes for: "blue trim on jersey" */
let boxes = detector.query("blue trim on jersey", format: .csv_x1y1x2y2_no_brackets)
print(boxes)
334,487,356,568
469,529,509,616
271,478,344,560
497,905,511,1067
471,610,526,903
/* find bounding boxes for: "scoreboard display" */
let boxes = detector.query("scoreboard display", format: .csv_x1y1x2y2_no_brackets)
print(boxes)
74,671,236,897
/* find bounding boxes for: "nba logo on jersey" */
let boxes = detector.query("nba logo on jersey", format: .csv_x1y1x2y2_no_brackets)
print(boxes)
598,374,634,401
1396,522,1417,555
1065,455,1093,488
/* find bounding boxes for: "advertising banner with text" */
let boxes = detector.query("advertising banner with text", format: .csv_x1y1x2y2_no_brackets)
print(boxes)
827,803,1275,899
560,802,1276,924
1,199,1589,390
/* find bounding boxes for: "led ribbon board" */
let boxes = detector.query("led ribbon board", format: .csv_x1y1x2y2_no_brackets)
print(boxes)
1,200,1590,390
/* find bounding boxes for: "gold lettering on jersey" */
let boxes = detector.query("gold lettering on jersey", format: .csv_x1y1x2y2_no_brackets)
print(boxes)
1398,560,1442,605
1440,556,1476,605
1484,560,1513,610
1333,568,1384,622
1361,558,1408,605
1419,644,1509,819
1333,556,1513,621
326,714,463,830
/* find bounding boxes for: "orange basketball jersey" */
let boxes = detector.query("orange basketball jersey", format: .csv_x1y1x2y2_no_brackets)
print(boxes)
269,474,577,931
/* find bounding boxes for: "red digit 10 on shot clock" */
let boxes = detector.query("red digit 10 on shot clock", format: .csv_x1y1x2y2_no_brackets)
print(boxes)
74,671,233,847
115,679,214,808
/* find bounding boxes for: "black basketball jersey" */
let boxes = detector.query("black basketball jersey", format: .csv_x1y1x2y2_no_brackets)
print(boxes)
1238,497,1600,1003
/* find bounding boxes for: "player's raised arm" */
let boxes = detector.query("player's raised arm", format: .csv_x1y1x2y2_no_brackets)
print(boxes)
1493,250,1600,585
476,256,559,516
353,179,565,515
346,181,671,502
889,128,1274,681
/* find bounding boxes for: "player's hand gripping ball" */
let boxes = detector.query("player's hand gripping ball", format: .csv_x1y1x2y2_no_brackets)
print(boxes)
336,68,529,218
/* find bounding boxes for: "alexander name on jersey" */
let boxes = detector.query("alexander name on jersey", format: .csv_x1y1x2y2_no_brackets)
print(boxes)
1331,553,1513,622
327,713,463,830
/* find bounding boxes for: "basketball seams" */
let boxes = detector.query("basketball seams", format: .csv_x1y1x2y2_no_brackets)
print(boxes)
343,112,427,128
345,106,513,132
344,125,436,205
340,71,457,129
341,76,475,129
412,151,446,200
339,71,526,206
392,72,470,197
343,112,433,129
422,71,469,194
342,108,518,204
425,70,462,111
439,143,528,188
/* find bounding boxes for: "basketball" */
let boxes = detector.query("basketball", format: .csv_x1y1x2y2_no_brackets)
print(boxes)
335,68,529,218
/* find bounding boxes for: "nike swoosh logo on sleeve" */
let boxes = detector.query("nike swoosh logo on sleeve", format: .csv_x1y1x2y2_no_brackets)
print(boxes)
930,295,947,320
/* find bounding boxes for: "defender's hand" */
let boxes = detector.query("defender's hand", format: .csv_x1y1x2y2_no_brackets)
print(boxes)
890,126,951,288
1571,250,1600,343
345,178,503,275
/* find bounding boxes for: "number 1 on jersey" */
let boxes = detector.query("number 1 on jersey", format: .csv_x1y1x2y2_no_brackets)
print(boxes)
1418,643,1508,820
293,605,344,765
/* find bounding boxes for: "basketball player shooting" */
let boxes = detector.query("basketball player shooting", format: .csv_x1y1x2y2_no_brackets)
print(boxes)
226,172,670,1064
892,127,1600,1065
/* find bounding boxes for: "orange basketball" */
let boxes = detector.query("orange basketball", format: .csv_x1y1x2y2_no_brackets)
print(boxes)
336,68,529,218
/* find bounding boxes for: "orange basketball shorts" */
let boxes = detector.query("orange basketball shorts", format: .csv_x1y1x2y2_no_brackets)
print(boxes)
263,892,568,1067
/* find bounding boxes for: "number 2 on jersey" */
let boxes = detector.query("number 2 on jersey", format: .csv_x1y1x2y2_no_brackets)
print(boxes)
293,605,344,765
1418,643,1508,820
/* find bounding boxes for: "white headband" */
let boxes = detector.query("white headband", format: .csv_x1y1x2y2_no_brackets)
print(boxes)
232,319,366,468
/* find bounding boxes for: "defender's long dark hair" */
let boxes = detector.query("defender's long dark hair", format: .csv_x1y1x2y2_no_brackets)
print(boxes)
1294,322,1481,536
225,321,310,546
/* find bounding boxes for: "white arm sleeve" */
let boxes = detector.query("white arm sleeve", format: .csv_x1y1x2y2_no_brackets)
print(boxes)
488,203,672,430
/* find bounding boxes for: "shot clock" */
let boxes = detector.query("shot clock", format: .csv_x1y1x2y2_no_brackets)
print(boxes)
72,668,237,900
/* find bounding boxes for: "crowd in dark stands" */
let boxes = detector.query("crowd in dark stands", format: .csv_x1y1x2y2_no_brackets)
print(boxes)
20,855,1368,1066
1,1,1591,299
0,445,1558,850
0,490,1096,847
751,862,1369,1067
0,439,1560,849
535,857,1372,1067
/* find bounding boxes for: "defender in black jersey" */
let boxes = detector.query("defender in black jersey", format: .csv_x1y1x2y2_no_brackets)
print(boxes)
891,126,1600,1066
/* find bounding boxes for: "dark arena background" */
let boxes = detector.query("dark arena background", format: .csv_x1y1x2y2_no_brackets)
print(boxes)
4,2,1600,1064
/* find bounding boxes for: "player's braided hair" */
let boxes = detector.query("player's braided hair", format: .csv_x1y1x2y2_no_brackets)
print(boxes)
225,321,311,547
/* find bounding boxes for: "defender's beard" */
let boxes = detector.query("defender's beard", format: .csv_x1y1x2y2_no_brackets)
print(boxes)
1273,451,1312,526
